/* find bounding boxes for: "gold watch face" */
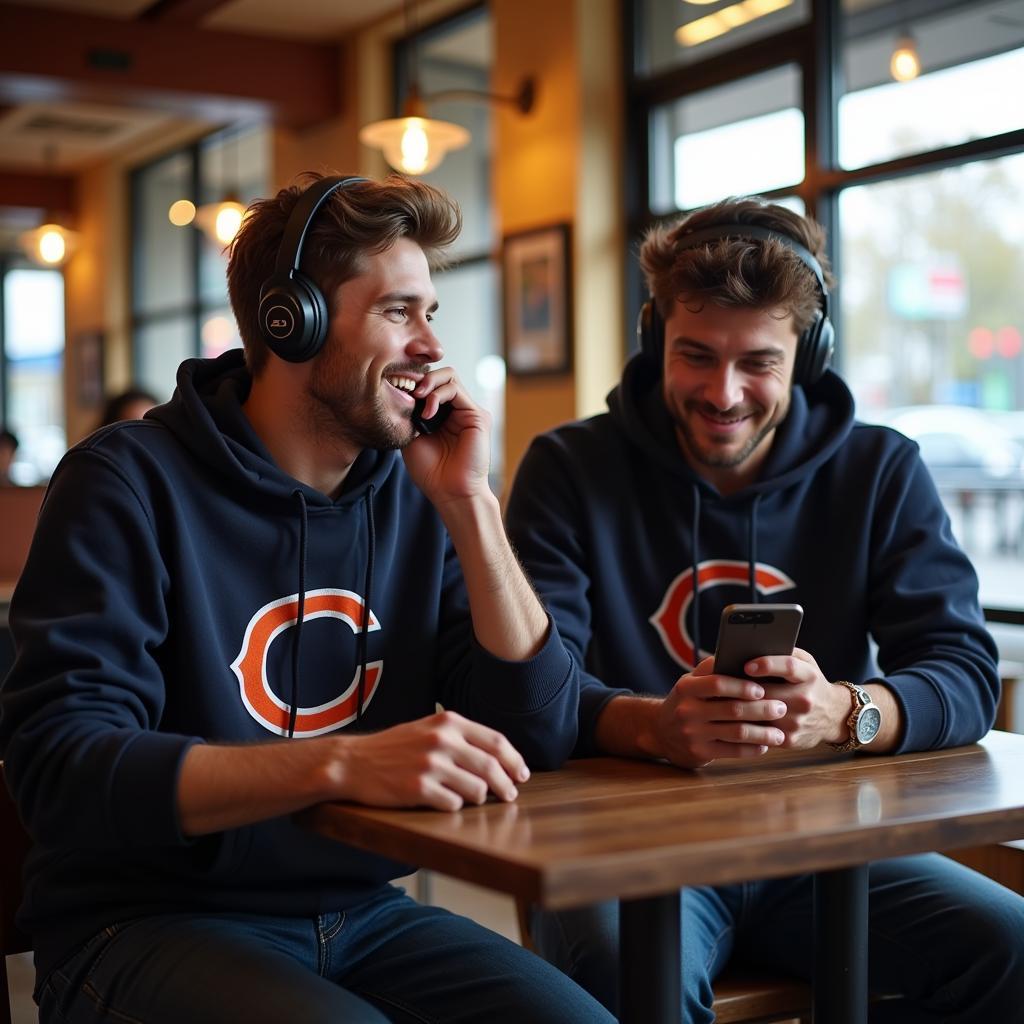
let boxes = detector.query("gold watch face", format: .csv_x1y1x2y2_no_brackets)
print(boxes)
858,706,882,743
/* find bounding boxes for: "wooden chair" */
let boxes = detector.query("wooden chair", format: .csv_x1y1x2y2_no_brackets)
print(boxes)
1,764,33,1024
515,899,811,1024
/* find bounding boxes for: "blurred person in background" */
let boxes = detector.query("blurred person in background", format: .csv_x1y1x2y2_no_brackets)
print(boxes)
97,387,159,428
0,428,19,486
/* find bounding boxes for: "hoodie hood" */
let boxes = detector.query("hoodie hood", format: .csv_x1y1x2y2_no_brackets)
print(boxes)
147,349,399,510
607,350,855,498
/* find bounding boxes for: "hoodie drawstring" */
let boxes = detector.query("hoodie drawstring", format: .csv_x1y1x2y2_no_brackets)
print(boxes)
288,490,309,739
287,485,377,737
356,485,376,723
690,485,702,661
748,493,763,602
690,488,764,663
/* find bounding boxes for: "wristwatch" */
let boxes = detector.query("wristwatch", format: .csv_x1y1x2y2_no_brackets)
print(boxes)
828,680,882,752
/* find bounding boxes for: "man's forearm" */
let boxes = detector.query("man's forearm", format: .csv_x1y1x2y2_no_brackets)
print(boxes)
439,493,549,661
177,738,343,837
593,694,663,759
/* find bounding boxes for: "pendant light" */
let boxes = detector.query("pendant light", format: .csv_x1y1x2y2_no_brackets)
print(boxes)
170,128,248,246
19,146,80,267
890,32,921,82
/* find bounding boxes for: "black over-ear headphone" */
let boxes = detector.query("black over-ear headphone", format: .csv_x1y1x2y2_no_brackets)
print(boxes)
258,175,367,363
637,223,834,387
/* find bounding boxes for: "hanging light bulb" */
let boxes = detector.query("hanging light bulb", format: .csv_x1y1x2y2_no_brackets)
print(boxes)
359,85,470,176
19,221,81,267
890,33,920,82
193,193,248,245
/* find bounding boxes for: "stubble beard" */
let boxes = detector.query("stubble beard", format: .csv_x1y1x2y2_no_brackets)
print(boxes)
672,395,790,471
306,357,414,452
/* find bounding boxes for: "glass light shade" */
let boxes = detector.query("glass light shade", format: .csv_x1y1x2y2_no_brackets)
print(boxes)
890,37,921,82
359,116,470,176
18,222,81,267
193,198,248,245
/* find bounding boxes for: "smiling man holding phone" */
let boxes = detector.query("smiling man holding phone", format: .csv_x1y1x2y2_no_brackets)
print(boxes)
506,196,1024,1022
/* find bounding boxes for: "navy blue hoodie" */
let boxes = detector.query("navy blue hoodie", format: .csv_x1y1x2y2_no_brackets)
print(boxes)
0,350,579,984
506,352,999,757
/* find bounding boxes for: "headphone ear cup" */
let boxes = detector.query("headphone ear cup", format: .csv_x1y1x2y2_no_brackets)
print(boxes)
638,301,664,367
794,311,834,386
258,271,330,363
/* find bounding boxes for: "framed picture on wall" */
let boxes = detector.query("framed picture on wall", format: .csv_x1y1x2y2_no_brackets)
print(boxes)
75,330,105,408
502,223,572,376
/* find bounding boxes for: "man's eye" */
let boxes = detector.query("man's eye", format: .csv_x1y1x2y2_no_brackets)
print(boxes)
426,312,434,323
385,307,408,321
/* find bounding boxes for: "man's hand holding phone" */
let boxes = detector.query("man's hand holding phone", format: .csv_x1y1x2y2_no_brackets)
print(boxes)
711,603,849,749
647,604,803,768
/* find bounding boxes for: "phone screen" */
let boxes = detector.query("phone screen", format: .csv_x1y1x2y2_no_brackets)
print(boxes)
712,603,803,680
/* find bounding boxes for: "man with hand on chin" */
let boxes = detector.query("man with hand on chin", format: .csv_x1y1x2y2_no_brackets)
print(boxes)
1,174,611,1024
507,196,1024,1022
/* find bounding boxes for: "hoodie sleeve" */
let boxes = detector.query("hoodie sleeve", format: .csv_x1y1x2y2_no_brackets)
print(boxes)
0,449,200,850
430,524,580,771
505,436,633,757
866,444,1001,752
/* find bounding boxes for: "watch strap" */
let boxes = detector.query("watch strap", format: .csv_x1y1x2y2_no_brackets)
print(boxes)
828,680,871,752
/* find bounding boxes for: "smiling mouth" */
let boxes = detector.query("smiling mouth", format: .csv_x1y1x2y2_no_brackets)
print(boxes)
385,375,418,402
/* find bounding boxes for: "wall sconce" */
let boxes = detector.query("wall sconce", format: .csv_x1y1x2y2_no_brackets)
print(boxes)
358,0,535,176
360,78,535,176
890,32,921,82
19,220,81,267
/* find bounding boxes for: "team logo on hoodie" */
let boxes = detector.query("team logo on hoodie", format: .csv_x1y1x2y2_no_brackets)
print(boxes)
650,560,795,669
231,588,382,737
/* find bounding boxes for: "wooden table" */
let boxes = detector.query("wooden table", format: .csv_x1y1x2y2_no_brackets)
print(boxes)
304,731,1024,1024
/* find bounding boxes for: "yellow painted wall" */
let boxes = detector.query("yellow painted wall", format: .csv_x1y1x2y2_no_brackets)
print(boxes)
494,0,624,493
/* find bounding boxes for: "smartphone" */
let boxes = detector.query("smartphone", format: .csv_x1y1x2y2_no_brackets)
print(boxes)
713,603,804,679
412,396,454,435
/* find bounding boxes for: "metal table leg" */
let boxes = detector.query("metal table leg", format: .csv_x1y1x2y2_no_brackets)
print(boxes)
620,890,681,1024
813,865,869,1024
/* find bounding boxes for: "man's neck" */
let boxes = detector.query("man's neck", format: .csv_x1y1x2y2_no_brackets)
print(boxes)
243,370,358,499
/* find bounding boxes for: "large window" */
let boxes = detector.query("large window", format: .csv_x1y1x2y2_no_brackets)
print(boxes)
395,5,504,489
627,0,1024,623
131,125,268,400
1,261,65,483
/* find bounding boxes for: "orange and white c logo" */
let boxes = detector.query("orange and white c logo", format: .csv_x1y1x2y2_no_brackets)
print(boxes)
231,588,382,737
649,560,795,669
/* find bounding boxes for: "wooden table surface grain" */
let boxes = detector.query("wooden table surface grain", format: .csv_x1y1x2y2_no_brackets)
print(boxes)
303,731,1024,910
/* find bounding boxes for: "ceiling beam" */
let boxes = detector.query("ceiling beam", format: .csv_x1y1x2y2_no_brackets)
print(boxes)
0,2,342,129
0,171,75,213
138,0,235,26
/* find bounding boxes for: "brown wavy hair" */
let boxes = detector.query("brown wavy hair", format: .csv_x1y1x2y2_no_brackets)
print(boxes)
227,172,462,375
639,197,834,339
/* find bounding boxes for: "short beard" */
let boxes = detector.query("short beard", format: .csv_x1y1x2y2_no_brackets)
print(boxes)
306,365,414,452
673,398,789,470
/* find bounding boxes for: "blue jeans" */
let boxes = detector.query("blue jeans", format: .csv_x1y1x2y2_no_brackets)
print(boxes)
37,885,615,1024
530,854,1024,1024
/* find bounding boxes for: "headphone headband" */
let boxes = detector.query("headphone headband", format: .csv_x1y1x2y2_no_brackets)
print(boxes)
675,223,829,317
275,175,367,278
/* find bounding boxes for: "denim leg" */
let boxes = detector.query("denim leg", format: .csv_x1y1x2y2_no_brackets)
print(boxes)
37,912,389,1024
529,885,742,1023
331,886,616,1024
733,854,1024,1024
